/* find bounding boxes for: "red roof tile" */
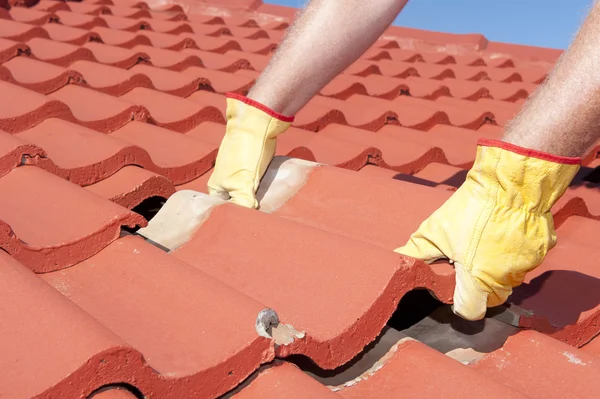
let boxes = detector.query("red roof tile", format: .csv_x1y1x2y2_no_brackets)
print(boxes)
168,202,454,368
1,0,599,398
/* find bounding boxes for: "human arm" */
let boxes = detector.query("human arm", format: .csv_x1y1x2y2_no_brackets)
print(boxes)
248,0,410,115
395,1,600,321
207,0,410,208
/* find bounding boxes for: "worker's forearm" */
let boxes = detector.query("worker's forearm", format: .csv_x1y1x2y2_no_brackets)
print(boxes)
247,0,409,116
502,1,600,157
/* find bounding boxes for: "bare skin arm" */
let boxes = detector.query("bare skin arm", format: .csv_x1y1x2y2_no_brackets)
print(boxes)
248,0,600,159
503,1,600,157
247,0,410,116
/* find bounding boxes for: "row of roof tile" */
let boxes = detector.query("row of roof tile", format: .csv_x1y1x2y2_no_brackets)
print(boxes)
0,0,599,398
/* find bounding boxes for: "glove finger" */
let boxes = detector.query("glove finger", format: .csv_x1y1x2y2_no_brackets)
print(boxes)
452,261,489,321
228,186,259,209
207,174,259,209
394,230,446,263
207,186,231,201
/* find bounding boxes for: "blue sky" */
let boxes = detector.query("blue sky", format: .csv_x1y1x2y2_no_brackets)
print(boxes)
264,0,594,50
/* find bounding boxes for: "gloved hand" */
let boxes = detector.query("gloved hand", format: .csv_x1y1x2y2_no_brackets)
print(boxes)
394,139,580,320
207,93,294,208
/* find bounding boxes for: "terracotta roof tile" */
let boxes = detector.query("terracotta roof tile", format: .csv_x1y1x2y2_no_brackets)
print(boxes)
181,65,254,93
0,250,138,398
168,202,454,368
0,36,29,62
85,165,175,208
26,37,95,66
6,7,57,25
39,234,274,398
16,117,150,185
508,216,600,346
231,362,340,399
1,0,598,397
119,87,223,131
43,22,101,44
0,18,48,41
49,83,149,131
55,10,107,30
0,80,75,133
1,55,84,93
0,130,45,177
0,166,144,272
110,120,217,182
133,44,203,70
471,330,600,397
182,48,251,71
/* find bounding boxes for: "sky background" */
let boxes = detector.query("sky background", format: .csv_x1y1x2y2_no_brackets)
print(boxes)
264,0,594,50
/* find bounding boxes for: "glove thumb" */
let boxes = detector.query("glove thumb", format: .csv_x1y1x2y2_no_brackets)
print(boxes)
395,232,490,321
452,261,488,321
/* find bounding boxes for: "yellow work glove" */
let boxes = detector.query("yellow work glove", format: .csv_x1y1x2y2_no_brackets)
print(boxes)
395,139,580,320
207,93,294,208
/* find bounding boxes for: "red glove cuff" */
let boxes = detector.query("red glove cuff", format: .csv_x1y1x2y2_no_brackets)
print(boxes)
226,92,295,122
478,138,582,165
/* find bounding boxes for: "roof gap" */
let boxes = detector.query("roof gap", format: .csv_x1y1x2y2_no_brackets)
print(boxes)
287,290,520,386
122,196,167,237
582,165,600,184
131,196,166,223
285,289,443,386
88,383,145,399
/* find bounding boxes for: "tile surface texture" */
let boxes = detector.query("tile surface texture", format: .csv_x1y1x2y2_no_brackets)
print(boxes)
0,0,599,398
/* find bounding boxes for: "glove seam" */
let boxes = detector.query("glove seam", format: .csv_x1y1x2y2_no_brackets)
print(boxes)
226,92,295,123
477,138,582,165
253,116,276,194
464,147,502,269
